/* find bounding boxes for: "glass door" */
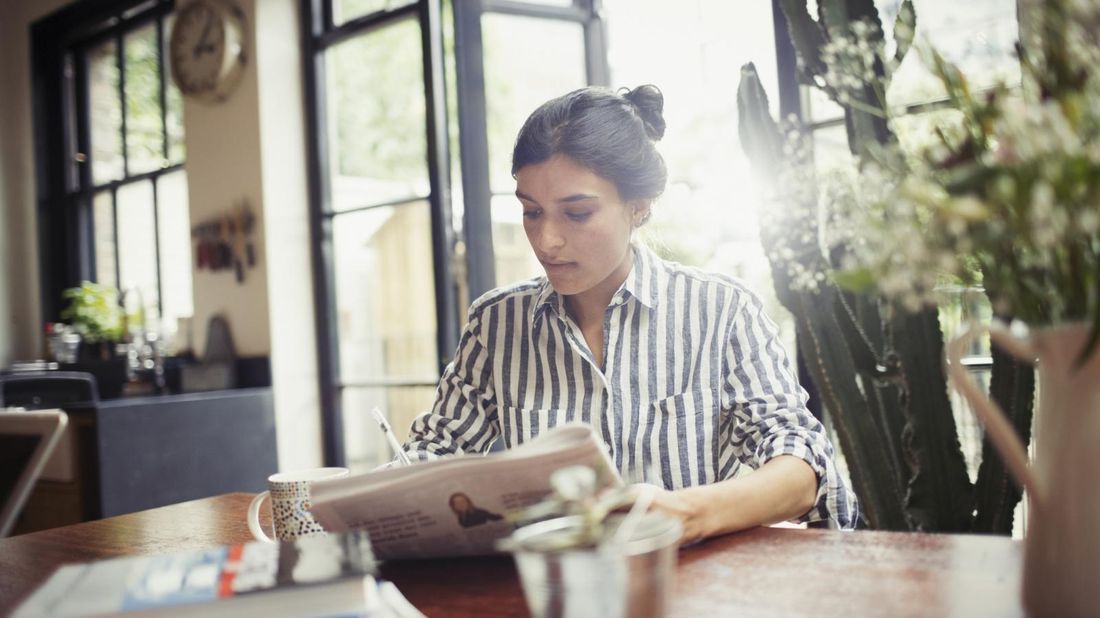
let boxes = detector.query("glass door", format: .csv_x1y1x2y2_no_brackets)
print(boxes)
306,0,605,470
306,0,456,469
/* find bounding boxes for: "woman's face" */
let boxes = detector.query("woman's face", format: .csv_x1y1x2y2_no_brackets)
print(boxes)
515,155,646,299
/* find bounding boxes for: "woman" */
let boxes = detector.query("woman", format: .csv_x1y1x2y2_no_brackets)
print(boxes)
403,85,858,540
448,492,504,528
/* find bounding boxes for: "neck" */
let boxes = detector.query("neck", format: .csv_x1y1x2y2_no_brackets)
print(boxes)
564,246,634,327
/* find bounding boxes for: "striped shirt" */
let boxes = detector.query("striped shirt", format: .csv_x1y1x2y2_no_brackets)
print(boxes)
405,243,858,527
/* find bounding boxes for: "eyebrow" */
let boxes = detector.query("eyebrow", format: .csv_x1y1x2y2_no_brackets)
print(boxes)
515,191,600,205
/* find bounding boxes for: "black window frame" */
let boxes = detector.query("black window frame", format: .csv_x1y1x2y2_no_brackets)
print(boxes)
32,0,185,329
302,0,608,466
301,0,457,466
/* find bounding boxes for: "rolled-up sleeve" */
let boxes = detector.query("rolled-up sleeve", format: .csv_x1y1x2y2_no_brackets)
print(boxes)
403,310,500,461
723,291,859,529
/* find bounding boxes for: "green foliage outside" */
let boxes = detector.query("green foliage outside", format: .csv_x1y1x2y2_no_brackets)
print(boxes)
328,18,427,185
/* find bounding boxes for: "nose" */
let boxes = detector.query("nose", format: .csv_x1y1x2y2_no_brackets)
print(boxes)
529,218,565,254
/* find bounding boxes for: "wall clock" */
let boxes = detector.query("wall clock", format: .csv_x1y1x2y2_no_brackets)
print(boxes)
169,0,248,103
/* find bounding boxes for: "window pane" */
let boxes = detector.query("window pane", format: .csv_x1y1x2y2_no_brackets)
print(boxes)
156,171,194,333
490,194,540,286
93,191,117,289
89,39,124,184
116,181,159,331
805,85,846,125
163,14,186,165
811,124,855,175
325,20,428,211
342,385,437,472
602,0,795,348
333,202,439,384
878,0,1019,107
482,14,586,194
333,0,415,25
124,22,165,175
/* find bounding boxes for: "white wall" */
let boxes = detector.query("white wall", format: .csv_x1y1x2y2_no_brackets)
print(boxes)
0,0,72,368
253,0,324,472
179,0,323,470
182,0,273,359
1,0,323,470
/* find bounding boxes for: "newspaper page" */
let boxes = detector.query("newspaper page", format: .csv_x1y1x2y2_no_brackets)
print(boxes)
309,423,621,559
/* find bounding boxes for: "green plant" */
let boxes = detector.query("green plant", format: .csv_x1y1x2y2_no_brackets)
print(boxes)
60,281,124,344
737,0,1034,533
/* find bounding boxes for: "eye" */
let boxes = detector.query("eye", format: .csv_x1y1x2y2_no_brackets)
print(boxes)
566,211,592,223
522,208,542,220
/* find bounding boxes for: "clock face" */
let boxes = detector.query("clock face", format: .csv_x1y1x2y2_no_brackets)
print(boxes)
169,0,246,101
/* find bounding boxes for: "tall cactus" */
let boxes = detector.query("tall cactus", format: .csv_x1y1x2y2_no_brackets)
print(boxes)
738,0,1034,533
737,68,907,529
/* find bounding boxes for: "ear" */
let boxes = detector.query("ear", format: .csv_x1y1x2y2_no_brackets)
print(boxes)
629,200,652,227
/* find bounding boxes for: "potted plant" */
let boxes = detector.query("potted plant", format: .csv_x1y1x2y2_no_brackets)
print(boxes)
741,0,1100,613
738,0,1028,537
60,281,124,360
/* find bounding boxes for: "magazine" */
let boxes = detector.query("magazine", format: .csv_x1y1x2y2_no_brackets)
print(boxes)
11,530,414,618
309,423,622,559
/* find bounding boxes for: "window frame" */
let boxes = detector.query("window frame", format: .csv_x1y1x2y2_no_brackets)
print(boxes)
301,0,458,466
302,0,608,466
32,0,186,328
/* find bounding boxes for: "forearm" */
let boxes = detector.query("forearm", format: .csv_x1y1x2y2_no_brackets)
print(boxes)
405,319,498,458
674,455,818,540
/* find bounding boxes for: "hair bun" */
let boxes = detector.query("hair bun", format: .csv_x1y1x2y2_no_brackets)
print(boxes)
622,85,666,141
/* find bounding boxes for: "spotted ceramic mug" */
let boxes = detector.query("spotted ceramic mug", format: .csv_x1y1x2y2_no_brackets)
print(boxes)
247,467,350,543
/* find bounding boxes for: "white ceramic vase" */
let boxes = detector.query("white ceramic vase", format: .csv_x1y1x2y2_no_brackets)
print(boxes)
948,321,1100,617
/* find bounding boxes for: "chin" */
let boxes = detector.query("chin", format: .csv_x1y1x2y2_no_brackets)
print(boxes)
545,273,587,296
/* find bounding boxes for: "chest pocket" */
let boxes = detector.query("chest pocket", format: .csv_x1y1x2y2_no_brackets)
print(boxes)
645,388,720,489
501,404,571,448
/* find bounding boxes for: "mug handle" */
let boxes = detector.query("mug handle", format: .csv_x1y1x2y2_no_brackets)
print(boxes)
248,491,277,543
946,321,1043,504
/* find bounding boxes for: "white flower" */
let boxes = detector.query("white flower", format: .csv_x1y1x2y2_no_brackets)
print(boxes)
1030,181,1055,216
1078,209,1100,233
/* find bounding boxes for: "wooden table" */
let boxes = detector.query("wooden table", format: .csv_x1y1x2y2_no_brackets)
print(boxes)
0,493,1024,617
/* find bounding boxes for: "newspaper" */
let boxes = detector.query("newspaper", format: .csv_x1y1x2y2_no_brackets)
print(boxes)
309,423,621,559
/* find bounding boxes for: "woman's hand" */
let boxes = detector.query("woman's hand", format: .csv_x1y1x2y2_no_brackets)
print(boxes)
639,484,711,544
631,456,819,544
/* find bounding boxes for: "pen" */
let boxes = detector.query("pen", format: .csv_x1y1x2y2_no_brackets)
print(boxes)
372,407,413,466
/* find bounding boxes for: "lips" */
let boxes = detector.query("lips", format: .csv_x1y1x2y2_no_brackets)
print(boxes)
539,259,575,270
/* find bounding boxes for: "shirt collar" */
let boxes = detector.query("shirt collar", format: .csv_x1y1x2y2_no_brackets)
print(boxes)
533,279,564,318
533,243,662,318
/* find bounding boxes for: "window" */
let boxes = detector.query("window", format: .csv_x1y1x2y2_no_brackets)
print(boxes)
305,0,455,469
32,0,192,341
76,5,192,336
304,0,605,470
600,0,790,348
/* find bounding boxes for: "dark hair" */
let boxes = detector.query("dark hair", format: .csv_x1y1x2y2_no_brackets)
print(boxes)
448,492,470,510
511,85,668,203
